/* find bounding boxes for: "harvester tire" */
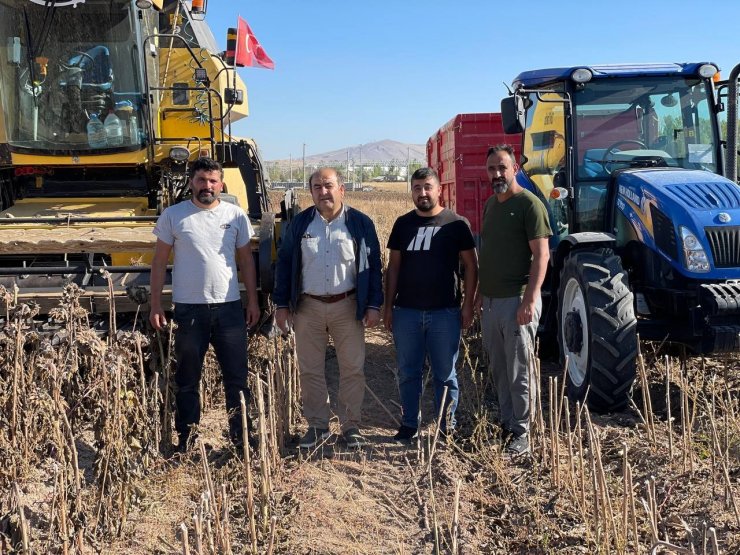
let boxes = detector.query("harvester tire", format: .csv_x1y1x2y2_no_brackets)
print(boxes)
557,248,637,413
259,212,276,294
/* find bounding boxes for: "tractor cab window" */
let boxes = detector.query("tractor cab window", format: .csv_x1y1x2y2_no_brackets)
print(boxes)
572,76,718,231
0,0,145,154
574,77,717,179
521,89,570,240
716,82,740,181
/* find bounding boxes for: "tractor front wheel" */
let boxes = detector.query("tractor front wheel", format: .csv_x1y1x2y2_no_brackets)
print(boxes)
557,248,637,413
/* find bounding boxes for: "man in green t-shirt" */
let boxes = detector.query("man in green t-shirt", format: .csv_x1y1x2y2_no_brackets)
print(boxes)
478,144,551,456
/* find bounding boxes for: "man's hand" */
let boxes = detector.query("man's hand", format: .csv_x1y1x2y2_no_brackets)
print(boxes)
383,306,393,332
149,304,167,331
363,308,380,328
516,297,537,326
275,307,293,335
461,301,474,330
246,299,260,328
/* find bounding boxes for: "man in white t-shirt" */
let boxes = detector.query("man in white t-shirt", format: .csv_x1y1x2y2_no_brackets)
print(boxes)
149,157,260,452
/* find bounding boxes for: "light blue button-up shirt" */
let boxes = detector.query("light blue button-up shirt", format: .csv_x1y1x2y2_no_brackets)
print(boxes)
300,205,357,295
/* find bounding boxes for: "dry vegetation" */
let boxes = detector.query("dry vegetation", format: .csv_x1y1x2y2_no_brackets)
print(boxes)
0,189,738,554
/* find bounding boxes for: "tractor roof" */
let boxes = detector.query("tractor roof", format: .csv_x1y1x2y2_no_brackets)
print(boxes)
512,62,716,88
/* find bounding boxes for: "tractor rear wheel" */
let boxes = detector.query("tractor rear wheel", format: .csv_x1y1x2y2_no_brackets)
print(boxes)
558,248,637,413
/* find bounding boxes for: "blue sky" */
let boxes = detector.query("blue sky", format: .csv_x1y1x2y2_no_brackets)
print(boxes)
205,1,739,160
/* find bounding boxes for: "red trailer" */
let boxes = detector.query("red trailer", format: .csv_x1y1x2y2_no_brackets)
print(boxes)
427,113,521,235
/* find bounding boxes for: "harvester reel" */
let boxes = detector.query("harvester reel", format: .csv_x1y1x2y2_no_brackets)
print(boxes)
557,248,638,413
259,212,276,294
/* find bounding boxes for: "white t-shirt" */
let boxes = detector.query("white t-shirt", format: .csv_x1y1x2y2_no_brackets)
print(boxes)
153,200,254,304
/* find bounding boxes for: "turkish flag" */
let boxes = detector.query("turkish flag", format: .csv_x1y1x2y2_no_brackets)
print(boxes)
235,16,275,70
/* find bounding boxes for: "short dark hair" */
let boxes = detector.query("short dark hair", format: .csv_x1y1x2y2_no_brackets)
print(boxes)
309,167,344,186
410,167,440,184
189,157,223,180
486,144,517,165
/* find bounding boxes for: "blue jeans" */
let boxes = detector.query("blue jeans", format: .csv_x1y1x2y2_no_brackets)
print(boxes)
173,300,250,443
392,306,461,431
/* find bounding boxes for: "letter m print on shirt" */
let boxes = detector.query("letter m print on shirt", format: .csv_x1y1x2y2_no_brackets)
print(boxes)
406,226,441,251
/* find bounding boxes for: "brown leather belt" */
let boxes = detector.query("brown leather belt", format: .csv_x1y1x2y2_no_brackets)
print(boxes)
303,289,356,303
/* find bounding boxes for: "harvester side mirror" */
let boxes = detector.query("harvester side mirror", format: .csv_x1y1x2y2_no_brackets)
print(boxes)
225,88,244,105
501,95,525,135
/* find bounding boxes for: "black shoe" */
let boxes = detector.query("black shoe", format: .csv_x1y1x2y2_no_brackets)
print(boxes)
343,428,366,448
393,425,418,442
505,433,530,456
299,427,331,449
230,434,260,453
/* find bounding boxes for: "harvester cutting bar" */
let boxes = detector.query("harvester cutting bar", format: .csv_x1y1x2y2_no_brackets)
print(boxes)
0,217,158,224
0,265,169,276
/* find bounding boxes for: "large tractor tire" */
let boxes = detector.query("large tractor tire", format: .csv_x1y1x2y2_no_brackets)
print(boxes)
558,248,637,413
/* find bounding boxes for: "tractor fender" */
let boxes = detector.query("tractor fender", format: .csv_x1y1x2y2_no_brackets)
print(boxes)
552,232,616,272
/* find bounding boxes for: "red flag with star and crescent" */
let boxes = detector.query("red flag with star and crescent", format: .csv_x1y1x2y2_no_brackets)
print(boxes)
235,16,275,70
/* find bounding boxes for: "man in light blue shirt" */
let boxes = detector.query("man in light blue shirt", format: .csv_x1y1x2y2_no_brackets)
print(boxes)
275,168,383,449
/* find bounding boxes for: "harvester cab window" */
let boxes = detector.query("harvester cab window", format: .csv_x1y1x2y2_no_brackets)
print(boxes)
0,0,145,154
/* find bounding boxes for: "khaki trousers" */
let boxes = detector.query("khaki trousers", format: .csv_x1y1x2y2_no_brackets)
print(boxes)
293,294,366,431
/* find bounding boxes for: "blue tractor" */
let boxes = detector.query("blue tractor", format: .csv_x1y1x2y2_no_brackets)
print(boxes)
500,62,740,413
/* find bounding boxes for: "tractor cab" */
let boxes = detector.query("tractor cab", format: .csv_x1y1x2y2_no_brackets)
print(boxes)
501,63,723,242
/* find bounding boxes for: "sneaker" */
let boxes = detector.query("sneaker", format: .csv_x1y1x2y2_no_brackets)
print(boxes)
299,427,331,449
505,433,530,456
342,428,366,448
393,425,419,442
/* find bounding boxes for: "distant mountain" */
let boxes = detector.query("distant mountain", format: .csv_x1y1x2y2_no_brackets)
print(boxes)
270,140,425,164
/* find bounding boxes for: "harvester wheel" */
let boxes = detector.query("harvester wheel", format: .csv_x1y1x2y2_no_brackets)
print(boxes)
557,248,637,413
259,213,276,294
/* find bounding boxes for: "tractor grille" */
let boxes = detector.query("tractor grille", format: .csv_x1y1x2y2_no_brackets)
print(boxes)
650,205,678,260
705,226,740,268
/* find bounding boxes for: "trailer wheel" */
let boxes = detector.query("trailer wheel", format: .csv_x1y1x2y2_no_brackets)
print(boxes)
558,248,637,413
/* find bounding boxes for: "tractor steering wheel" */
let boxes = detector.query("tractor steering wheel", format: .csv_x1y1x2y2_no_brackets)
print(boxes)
602,139,647,173
64,50,95,69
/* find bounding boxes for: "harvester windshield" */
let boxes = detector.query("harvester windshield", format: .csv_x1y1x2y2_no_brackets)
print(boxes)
0,0,145,154
574,76,718,179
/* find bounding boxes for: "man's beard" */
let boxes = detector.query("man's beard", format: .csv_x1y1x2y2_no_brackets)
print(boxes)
492,180,509,194
415,197,437,212
197,190,217,204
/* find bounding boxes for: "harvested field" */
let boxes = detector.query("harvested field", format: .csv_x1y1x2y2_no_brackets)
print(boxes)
1,189,739,554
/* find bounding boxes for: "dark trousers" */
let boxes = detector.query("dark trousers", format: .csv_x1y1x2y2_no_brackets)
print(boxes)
173,300,250,444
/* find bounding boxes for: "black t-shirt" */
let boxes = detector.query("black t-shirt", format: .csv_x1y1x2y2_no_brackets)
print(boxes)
387,208,475,310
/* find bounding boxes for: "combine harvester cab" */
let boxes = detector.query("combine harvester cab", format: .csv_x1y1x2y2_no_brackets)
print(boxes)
0,0,281,323
500,62,740,413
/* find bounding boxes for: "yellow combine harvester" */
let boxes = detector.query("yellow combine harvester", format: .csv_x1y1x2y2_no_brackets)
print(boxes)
0,0,283,320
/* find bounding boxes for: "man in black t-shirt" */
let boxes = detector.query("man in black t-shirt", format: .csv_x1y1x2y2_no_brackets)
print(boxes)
384,167,478,441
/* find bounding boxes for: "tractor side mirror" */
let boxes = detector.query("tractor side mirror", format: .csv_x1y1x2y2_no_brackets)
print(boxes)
501,95,525,135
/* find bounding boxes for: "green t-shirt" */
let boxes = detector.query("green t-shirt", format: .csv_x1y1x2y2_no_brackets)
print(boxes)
479,189,552,298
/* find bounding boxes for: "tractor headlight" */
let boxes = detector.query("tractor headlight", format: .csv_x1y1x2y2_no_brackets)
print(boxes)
679,226,710,272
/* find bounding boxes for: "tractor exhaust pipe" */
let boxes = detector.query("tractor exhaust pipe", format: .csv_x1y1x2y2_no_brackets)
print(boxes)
726,63,740,183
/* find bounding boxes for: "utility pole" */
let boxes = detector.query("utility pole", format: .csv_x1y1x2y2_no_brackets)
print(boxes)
346,149,350,189
289,154,293,182
406,146,410,193
302,143,306,189
359,144,363,189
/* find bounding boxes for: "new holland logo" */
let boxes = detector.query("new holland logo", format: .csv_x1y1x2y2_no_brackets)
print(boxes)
407,226,441,251
718,212,731,223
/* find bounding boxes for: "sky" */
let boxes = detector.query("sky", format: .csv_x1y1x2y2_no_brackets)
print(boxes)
204,0,740,161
